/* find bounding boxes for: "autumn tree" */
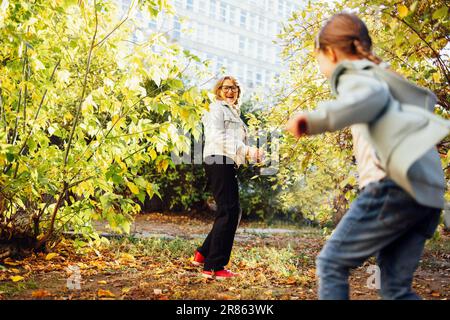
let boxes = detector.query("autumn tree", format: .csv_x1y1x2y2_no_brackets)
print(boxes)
0,0,210,257
262,0,449,225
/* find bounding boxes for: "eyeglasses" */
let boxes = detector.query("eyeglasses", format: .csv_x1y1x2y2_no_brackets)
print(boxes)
221,85,239,93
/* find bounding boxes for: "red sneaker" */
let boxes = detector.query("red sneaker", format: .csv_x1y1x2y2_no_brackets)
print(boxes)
192,250,205,266
202,269,239,280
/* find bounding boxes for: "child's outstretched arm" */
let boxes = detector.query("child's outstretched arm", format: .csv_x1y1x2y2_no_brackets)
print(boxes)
287,73,390,137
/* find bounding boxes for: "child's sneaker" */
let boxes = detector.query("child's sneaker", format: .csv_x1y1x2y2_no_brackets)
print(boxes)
192,250,205,266
202,269,238,280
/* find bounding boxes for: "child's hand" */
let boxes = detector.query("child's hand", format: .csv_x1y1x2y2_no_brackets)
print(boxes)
286,113,308,138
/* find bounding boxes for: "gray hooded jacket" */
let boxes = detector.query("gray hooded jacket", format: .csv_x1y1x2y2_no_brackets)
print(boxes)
305,59,449,209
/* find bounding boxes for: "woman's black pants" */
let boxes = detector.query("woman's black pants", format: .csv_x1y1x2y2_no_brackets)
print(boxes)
198,155,242,271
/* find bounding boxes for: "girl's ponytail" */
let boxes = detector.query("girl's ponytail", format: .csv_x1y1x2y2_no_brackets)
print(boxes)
353,39,383,65
317,13,383,65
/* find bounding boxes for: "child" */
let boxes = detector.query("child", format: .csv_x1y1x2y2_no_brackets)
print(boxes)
286,13,448,299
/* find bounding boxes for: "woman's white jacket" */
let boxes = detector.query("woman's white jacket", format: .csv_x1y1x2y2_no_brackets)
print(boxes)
202,100,249,166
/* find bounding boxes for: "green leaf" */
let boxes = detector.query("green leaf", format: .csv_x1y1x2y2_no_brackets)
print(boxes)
136,191,146,204
432,6,448,20
6,153,15,162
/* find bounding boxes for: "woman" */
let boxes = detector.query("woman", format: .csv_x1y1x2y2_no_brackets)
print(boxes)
192,76,261,280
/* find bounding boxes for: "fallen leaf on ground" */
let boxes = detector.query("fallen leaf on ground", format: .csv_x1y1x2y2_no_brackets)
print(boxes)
3,259,21,266
10,275,24,282
431,292,441,297
118,253,135,264
45,253,58,261
122,287,132,294
217,293,234,300
31,290,51,298
154,289,163,295
97,289,115,298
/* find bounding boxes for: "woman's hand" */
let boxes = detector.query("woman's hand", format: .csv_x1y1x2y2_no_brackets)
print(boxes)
285,113,308,138
247,146,264,163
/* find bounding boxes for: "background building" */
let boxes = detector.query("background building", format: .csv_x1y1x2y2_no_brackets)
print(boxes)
120,0,303,92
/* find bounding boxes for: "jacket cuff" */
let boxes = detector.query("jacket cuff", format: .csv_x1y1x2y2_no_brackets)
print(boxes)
237,142,249,158
304,108,329,135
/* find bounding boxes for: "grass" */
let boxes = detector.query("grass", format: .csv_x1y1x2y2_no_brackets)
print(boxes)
0,279,39,297
106,235,317,287
110,237,199,262
1,222,447,300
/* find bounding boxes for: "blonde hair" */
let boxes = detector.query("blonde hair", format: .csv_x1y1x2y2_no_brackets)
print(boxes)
213,76,242,106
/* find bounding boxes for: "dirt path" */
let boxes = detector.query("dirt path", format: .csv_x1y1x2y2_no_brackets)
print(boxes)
0,212,449,300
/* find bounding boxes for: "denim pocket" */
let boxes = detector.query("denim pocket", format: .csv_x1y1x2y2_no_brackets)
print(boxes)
356,182,386,214
417,208,441,239
378,187,418,229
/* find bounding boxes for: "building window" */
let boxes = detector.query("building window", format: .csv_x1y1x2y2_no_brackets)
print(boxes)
252,14,258,32
278,0,284,15
258,16,265,33
173,17,181,40
198,0,206,14
217,56,224,69
271,21,277,36
186,0,194,10
248,0,258,7
229,6,235,26
197,23,205,43
285,2,292,18
247,69,254,88
237,64,245,83
239,35,245,54
256,72,262,86
208,25,216,45
209,0,217,19
240,10,247,28
257,41,263,60
220,2,227,22
248,39,256,58
265,70,271,84
148,19,157,29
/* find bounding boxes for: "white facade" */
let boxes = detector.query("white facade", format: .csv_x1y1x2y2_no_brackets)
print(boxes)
120,0,303,91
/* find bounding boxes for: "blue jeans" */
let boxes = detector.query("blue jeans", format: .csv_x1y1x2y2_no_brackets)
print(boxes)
316,178,441,300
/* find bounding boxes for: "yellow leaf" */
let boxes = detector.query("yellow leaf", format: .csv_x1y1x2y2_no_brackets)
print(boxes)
10,276,24,282
97,280,107,285
3,259,20,266
126,181,139,194
157,159,169,172
398,4,408,18
149,149,157,161
122,287,132,294
119,253,135,262
114,156,127,172
45,253,58,261
433,72,441,83
98,289,115,298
